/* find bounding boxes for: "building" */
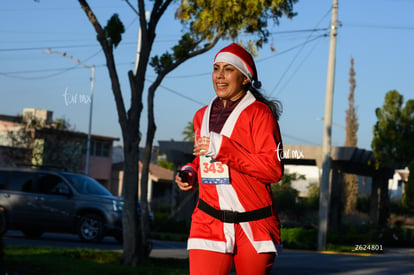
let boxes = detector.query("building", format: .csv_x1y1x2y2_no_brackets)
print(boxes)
0,108,119,187
111,161,174,209
389,167,410,200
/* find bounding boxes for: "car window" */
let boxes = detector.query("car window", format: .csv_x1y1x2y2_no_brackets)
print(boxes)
52,181,71,195
10,172,37,192
0,172,7,190
63,173,112,196
36,173,70,195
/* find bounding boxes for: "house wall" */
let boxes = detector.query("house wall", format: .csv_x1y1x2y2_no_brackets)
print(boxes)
0,111,118,189
388,168,409,200
284,164,373,198
111,162,174,208
108,169,123,196
0,120,16,131
285,165,320,197
84,155,113,186
0,121,21,146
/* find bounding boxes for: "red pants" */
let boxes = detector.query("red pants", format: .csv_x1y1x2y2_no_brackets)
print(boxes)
189,224,276,275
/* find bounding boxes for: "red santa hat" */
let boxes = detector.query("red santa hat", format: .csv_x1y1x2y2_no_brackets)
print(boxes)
214,43,261,88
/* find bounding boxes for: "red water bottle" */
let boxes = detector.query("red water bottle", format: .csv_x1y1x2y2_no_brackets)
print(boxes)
178,166,196,186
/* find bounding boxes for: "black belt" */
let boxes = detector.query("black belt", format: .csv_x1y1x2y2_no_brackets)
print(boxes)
197,199,273,224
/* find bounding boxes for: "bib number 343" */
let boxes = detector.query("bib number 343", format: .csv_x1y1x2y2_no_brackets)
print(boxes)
200,156,230,184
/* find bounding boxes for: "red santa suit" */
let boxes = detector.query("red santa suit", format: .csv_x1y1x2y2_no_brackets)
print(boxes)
183,90,284,255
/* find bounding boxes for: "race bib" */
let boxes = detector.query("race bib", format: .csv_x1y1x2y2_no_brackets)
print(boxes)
200,155,230,184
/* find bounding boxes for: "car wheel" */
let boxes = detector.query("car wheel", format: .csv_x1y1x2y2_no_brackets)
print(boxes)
22,229,43,239
78,213,105,243
0,207,7,236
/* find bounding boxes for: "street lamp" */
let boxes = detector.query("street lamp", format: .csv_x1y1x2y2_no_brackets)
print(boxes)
43,49,95,175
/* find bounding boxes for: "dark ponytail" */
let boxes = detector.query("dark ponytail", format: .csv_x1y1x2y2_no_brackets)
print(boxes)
245,84,282,121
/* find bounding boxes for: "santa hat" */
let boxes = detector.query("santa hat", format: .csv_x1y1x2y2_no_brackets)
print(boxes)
214,43,261,88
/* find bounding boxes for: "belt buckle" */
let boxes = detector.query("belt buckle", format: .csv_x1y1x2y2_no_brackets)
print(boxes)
222,210,238,223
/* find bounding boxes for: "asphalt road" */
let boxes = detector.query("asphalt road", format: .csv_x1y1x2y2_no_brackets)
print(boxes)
272,248,414,275
3,231,414,274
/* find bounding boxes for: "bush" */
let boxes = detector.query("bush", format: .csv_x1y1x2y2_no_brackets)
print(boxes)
305,182,320,210
356,195,370,213
325,222,414,248
281,223,414,251
281,227,317,250
328,227,370,245
150,209,190,241
369,224,414,247
272,183,299,215
389,200,414,216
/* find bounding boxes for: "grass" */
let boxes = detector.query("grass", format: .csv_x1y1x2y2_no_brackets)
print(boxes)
2,246,189,275
1,244,381,275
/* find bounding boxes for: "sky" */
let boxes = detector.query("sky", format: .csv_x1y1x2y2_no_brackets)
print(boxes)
1,0,413,151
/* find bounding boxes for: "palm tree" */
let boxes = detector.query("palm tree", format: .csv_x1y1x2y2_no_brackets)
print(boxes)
182,121,194,142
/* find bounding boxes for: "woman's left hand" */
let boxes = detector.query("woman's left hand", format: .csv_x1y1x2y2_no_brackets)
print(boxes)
193,136,210,156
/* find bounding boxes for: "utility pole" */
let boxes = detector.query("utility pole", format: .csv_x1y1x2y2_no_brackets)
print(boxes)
43,49,95,175
134,22,142,75
318,0,338,251
134,11,150,75
123,0,150,75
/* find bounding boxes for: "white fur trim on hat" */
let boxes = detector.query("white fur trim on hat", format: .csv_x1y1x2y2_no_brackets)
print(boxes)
214,52,253,81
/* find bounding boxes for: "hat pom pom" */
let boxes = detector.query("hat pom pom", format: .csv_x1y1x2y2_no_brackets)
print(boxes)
253,80,262,89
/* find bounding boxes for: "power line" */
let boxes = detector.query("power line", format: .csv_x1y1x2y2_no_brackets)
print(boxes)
164,72,210,79
0,35,326,81
0,49,111,80
0,44,102,52
269,28,329,35
268,7,332,97
344,23,414,30
0,62,133,80
149,78,206,107
267,34,328,96
0,28,331,53
272,36,324,98
1,33,326,81
257,34,327,64
0,64,80,80
282,133,320,146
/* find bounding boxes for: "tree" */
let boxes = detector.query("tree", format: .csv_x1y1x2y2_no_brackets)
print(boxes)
76,0,297,266
271,173,305,220
5,116,81,171
182,121,194,142
372,91,414,220
372,90,414,169
343,57,359,214
344,57,358,147
4,115,32,166
402,160,414,209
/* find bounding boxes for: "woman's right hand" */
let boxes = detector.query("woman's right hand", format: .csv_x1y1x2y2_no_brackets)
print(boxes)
193,136,210,156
